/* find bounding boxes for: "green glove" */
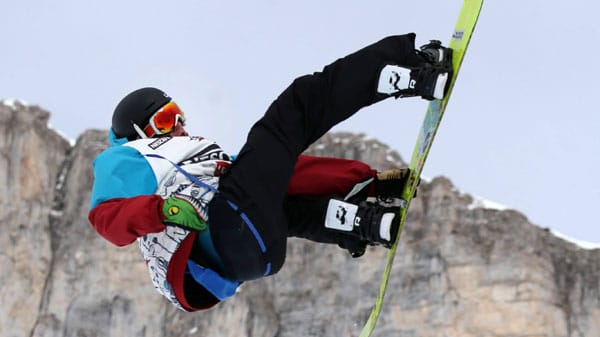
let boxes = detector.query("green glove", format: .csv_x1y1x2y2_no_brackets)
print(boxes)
162,196,207,231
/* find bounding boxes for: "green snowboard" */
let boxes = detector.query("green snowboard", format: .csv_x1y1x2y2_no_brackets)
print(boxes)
359,0,485,336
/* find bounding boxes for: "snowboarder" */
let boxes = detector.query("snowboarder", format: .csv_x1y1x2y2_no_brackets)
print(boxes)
88,33,452,311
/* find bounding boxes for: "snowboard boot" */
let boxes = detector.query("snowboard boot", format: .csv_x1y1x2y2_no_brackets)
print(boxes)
325,199,400,250
344,239,368,258
377,40,453,100
354,201,400,248
375,168,421,204
375,168,410,200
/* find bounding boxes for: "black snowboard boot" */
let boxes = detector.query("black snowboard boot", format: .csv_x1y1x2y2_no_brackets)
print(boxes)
377,40,453,100
374,168,410,200
324,199,400,249
374,168,421,203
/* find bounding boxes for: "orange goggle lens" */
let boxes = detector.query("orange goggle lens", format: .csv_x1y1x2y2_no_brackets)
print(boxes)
143,101,185,137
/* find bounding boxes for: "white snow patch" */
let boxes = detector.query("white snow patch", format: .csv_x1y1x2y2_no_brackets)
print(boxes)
188,326,198,334
332,136,351,144
48,123,76,146
1,98,29,109
1,99,76,145
465,192,599,250
551,230,600,250
50,209,63,217
359,134,373,142
464,191,599,250
468,195,509,211
464,193,599,249
450,181,599,251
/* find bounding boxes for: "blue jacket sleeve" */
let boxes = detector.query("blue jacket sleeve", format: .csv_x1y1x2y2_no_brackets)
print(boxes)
89,146,158,209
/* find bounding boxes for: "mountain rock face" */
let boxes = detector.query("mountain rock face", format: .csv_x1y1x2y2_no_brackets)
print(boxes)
1,102,599,337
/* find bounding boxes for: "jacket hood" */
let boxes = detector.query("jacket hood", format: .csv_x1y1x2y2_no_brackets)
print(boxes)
109,128,130,147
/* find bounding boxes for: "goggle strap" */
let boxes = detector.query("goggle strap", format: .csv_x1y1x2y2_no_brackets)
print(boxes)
133,123,149,139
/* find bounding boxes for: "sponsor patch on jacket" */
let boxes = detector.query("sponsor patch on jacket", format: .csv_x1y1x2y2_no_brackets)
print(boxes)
148,137,172,150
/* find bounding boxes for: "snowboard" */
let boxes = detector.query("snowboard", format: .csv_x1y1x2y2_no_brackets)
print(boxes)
358,0,484,336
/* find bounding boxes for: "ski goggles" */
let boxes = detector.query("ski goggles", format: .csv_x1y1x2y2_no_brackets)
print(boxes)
141,101,186,138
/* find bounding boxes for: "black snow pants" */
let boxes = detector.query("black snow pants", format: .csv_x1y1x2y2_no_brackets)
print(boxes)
209,33,423,281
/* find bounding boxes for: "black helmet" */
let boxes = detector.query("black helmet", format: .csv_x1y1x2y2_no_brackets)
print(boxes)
112,87,172,140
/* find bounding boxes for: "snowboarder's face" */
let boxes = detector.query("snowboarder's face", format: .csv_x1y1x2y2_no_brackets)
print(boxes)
167,121,188,137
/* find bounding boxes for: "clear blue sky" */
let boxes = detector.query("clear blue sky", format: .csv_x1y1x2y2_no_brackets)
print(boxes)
2,0,598,246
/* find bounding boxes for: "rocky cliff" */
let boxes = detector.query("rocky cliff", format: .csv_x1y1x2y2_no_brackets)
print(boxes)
1,101,599,337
